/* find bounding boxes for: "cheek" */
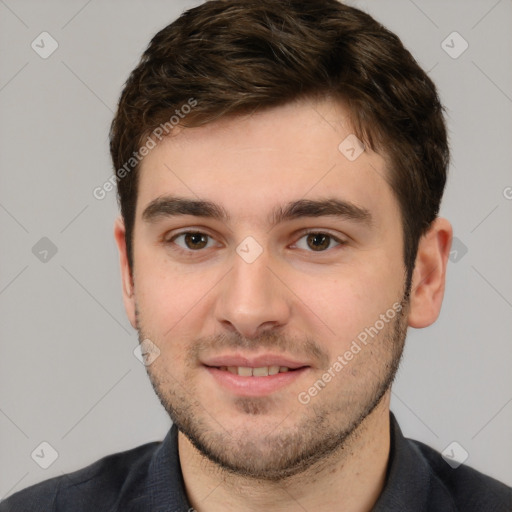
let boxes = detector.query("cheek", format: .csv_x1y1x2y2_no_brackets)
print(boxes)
134,245,203,317
133,255,222,359
292,278,369,352
289,259,402,350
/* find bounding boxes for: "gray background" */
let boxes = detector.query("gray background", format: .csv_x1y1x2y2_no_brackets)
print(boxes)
1,0,511,499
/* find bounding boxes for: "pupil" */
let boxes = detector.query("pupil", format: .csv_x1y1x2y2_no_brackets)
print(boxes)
186,233,207,249
308,233,329,251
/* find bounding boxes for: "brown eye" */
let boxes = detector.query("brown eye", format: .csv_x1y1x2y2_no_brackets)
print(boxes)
184,233,208,249
170,232,213,251
295,232,343,252
307,233,330,251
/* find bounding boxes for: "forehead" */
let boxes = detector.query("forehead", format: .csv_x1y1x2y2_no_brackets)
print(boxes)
135,98,398,228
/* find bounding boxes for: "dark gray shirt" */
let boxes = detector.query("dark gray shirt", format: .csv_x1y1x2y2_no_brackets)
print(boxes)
1,413,510,511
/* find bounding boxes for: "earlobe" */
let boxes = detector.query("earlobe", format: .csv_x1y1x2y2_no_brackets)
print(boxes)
407,217,453,329
113,216,137,329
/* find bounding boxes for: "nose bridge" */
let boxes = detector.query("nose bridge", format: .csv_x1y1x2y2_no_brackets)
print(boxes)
215,240,290,336
232,247,271,298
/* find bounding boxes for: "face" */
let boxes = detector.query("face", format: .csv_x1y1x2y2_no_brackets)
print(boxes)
119,98,411,480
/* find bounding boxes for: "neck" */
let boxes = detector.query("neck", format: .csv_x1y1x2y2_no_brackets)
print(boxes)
178,394,392,512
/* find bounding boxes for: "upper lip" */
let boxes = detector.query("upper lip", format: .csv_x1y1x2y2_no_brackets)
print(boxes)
202,354,310,370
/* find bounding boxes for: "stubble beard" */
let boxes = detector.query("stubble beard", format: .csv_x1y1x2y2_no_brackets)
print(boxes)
136,293,409,482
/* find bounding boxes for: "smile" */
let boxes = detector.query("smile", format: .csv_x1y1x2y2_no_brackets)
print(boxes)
214,365,296,376
204,365,310,396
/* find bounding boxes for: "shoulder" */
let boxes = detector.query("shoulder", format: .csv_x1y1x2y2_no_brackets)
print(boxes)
0,440,161,512
410,438,512,511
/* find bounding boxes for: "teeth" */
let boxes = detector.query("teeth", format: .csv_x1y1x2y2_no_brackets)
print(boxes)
268,365,280,375
220,366,292,376
238,366,253,377
252,366,268,377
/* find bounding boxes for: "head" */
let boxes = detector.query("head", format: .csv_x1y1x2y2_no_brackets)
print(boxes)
111,0,452,480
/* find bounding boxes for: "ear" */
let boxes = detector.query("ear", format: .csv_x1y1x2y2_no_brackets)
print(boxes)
408,217,453,328
114,216,137,329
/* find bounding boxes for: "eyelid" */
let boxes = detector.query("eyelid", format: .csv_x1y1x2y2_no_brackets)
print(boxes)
164,225,217,240
165,229,221,248
299,228,346,239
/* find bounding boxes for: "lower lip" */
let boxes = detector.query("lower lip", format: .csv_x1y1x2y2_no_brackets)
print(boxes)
204,366,309,397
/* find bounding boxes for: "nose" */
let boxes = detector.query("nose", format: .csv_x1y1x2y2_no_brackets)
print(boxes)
214,246,291,339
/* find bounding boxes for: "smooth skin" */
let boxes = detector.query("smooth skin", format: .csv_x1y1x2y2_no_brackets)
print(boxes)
114,97,452,512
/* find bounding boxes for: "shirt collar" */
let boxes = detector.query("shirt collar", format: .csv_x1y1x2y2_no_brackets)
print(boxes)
144,412,453,512
372,412,455,511
147,423,192,512
372,412,431,511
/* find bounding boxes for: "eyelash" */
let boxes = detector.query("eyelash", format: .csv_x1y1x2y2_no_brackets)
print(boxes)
165,229,347,255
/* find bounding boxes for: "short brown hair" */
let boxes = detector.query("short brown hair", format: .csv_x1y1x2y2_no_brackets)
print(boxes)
109,0,448,287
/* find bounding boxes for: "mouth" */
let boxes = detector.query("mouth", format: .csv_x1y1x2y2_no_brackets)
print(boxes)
202,356,311,397
206,365,306,376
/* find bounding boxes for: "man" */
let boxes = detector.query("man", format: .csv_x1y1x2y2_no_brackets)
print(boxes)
2,0,510,511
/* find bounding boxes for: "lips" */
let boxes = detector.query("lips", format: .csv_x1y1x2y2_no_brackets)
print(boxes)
202,354,310,371
202,353,311,396
216,365,292,376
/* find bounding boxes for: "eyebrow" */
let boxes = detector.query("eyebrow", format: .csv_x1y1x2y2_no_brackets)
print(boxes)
142,195,372,227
